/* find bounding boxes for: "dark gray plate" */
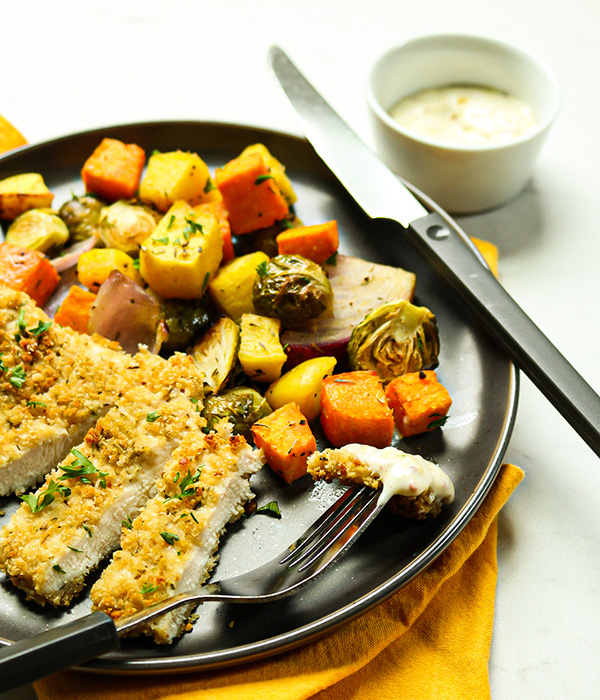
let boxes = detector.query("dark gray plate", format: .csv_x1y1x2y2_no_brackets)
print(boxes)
0,121,517,674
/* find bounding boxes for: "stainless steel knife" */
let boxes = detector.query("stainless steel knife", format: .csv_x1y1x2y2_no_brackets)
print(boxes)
269,45,600,458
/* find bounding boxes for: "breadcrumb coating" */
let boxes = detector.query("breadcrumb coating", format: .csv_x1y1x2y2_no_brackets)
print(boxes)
0,286,144,495
91,421,264,644
0,349,207,606
307,447,449,519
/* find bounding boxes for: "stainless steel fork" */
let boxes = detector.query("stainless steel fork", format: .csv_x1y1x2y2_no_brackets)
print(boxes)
0,485,383,690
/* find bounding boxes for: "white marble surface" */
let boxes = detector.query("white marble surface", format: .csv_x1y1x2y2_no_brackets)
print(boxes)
1,1,599,698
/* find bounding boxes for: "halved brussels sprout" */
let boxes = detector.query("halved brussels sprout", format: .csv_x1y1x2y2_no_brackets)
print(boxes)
348,299,440,383
191,316,240,395
159,297,216,352
201,386,272,439
5,208,69,254
252,254,333,329
58,194,104,242
98,200,160,254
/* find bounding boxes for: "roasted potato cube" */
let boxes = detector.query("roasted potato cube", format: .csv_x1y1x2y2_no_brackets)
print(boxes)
0,173,54,221
139,201,223,299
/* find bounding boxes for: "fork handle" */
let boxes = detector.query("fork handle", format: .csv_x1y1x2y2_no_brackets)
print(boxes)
0,611,119,691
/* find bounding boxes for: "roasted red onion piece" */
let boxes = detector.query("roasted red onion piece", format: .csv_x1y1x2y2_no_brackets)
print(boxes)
281,255,416,368
88,271,163,354
50,233,99,273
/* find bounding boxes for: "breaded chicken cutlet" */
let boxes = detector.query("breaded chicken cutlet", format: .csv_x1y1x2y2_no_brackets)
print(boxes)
0,285,141,495
91,421,264,644
0,351,207,606
307,444,455,519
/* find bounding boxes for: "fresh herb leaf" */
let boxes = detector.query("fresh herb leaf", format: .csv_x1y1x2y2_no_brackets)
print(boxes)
140,581,158,595
28,320,52,337
8,366,26,388
160,531,180,545
122,516,133,530
58,449,108,488
183,218,204,238
166,214,176,230
427,414,449,430
146,411,162,423
26,400,46,408
255,501,282,519
52,564,66,574
152,235,170,245
256,260,269,278
324,251,338,266
164,468,202,502
255,174,273,185
19,479,71,513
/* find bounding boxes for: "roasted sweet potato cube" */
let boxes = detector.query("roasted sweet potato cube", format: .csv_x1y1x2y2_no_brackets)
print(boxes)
320,370,394,448
252,402,316,483
385,370,452,437
214,152,289,234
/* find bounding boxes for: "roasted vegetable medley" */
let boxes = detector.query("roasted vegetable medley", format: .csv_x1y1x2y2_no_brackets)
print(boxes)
0,136,452,484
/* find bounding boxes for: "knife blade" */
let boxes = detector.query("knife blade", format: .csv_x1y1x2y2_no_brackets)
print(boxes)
269,45,600,458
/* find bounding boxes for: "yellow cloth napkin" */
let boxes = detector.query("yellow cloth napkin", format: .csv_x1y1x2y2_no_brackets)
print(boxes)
34,463,523,700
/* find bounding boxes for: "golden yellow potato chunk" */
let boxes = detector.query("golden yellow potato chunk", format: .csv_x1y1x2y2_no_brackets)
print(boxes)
0,173,54,221
139,201,223,299
207,250,269,322
238,313,287,383
139,150,219,213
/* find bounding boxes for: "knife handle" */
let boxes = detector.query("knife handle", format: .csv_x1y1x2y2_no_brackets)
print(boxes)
0,611,119,690
406,211,600,458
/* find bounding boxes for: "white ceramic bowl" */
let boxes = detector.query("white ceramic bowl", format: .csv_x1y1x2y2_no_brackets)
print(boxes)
367,34,560,214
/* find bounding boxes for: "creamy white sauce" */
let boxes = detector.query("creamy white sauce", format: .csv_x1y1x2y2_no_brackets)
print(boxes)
340,443,455,507
389,85,536,147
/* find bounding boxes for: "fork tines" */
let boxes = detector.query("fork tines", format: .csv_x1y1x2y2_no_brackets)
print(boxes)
280,486,381,574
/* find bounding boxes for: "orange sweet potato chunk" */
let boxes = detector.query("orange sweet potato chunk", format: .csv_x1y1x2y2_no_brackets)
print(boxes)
251,402,316,483
54,285,97,334
385,370,452,437
320,370,394,448
214,152,289,234
276,220,339,264
0,241,59,306
81,138,145,202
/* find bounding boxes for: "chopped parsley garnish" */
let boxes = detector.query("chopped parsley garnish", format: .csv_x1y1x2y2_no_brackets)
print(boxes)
324,251,338,266
255,501,282,519
164,468,202,502
52,564,66,574
204,178,217,193
160,531,180,545
19,479,72,514
122,515,134,530
256,260,269,278
255,174,273,185
7,366,26,388
166,214,176,230
26,400,46,408
146,411,162,423
183,218,204,239
152,235,170,245
58,449,107,488
140,581,158,595
427,414,449,430
28,320,53,337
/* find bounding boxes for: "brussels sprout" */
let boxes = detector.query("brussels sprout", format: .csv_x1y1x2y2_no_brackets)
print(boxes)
159,297,216,352
191,317,240,395
98,200,160,254
5,208,69,254
252,254,333,329
58,194,104,242
348,299,440,383
201,387,272,439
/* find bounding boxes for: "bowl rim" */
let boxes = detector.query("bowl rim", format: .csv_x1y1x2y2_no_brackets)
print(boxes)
366,32,561,153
